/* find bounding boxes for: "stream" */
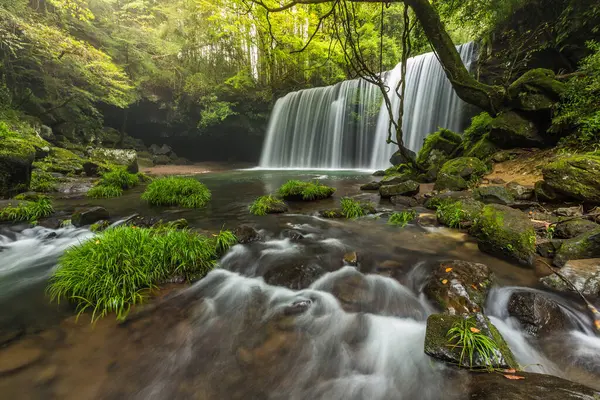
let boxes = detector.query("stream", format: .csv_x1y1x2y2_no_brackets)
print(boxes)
1,169,599,399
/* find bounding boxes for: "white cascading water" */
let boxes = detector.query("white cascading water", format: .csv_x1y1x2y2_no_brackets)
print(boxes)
259,43,476,170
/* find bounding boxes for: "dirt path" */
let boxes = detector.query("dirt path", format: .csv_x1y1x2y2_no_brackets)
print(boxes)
484,148,556,186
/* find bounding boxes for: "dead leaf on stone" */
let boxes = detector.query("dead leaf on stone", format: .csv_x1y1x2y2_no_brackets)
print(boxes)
504,375,525,380
503,368,517,373
445,267,453,272
442,279,448,285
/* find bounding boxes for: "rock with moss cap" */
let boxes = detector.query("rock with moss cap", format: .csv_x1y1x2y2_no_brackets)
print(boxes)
473,186,515,205
424,313,518,370
507,68,566,101
534,180,563,202
554,219,600,239
379,180,420,198
553,228,600,267
542,155,600,203
488,111,545,148
471,204,536,267
415,129,462,178
465,134,499,161
435,198,484,228
434,157,488,191
0,138,36,198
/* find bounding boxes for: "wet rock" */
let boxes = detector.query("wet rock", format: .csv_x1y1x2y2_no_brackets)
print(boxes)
534,180,563,202
434,157,488,191
0,339,44,375
263,263,326,290
0,138,35,198
488,111,545,148
379,180,419,198
543,155,600,203
541,259,600,296
416,213,439,228
506,182,534,200
554,219,600,239
471,204,536,267
507,290,574,337
436,198,484,228
282,299,312,316
536,238,564,258
423,260,494,315
424,313,517,369
71,206,110,227
473,186,515,205
469,371,600,400
234,225,261,244
281,229,304,241
372,170,385,177
389,195,418,207
390,146,417,166
35,365,59,385
423,191,471,209
343,251,358,266
360,181,381,190
555,206,583,218
554,229,600,267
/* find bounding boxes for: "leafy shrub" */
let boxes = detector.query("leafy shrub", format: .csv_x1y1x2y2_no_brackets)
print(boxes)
142,177,211,208
249,195,286,215
30,170,58,192
0,197,54,222
388,210,417,227
278,180,335,200
48,226,220,322
340,197,368,219
447,317,499,370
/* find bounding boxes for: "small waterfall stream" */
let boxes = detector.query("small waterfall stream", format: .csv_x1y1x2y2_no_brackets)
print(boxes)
259,43,476,170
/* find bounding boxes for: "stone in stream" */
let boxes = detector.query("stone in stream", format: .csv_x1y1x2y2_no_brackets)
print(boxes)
507,290,574,337
360,181,381,190
541,258,600,297
263,263,326,290
424,313,517,370
389,195,418,207
378,180,420,198
553,228,600,267
71,206,110,227
423,260,494,315
233,225,261,244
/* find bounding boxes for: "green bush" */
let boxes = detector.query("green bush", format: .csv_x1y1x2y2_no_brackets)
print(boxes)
388,210,417,227
277,180,335,200
0,197,54,222
48,226,221,322
249,195,286,216
340,197,369,219
141,177,211,208
87,185,123,198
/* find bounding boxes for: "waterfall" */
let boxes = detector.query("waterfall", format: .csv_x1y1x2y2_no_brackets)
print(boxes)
259,43,476,170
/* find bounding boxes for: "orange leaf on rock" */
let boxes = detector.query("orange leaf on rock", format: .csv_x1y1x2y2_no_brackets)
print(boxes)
504,375,525,380
503,369,517,374
469,327,480,333
441,279,448,285
445,267,453,272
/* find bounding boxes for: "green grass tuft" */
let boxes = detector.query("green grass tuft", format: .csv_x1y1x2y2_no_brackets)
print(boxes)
87,185,123,198
86,168,141,198
388,210,417,227
447,317,500,371
435,200,465,229
47,226,220,322
214,228,237,255
0,197,54,222
277,180,335,201
340,197,367,219
141,177,211,208
30,170,58,192
249,195,286,216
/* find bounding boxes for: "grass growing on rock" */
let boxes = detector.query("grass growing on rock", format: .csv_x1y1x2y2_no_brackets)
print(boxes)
0,196,54,222
277,180,335,201
86,168,142,198
388,210,417,227
30,170,59,192
87,185,124,198
249,195,287,215
447,317,499,370
142,176,211,208
47,226,230,322
340,197,373,219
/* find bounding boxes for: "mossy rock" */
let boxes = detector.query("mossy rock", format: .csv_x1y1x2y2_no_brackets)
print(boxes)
0,138,36,198
534,180,563,202
416,129,462,175
424,313,518,370
471,204,536,267
423,191,472,210
465,135,499,161
554,219,600,239
488,111,545,149
434,157,488,191
360,181,382,191
435,198,484,228
507,68,566,101
542,155,600,203
541,259,600,296
33,147,84,175
379,180,420,198
71,206,110,227
389,147,416,166
553,228,600,267
473,186,515,205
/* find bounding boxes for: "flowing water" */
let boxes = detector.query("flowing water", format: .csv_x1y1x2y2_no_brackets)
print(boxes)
259,43,476,170
1,170,599,399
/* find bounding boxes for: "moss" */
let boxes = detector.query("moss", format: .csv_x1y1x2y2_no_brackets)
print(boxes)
554,228,600,266
488,111,544,148
249,195,288,215
0,137,36,160
416,129,462,171
30,170,59,192
508,68,566,100
435,198,484,228
435,157,488,191
542,155,600,203
465,134,499,161
34,146,84,175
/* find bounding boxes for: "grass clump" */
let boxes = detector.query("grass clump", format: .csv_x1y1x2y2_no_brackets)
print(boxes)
87,185,123,198
249,195,287,216
142,177,211,208
388,210,417,227
215,228,237,255
0,197,54,222
340,197,372,219
30,170,59,192
447,317,499,371
86,168,141,198
48,226,223,322
277,180,335,201
435,200,466,229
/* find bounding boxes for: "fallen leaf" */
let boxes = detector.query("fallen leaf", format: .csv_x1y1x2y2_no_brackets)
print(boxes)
471,284,478,290
442,279,448,285
469,327,480,333
594,320,600,331
504,375,525,380
503,369,517,374
445,267,453,272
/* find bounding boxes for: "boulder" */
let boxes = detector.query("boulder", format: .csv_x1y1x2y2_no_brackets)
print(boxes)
465,135,500,161
424,313,517,370
380,174,413,185
0,138,36,198
423,260,494,314
489,111,545,148
263,263,326,290
541,258,600,297
507,290,574,337
506,182,534,200
553,229,600,267
435,157,488,191
473,186,515,205
89,148,139,174
71,206,110,227
416,129,462,174
507,68,566,101
389,146,416,166
436,198,484,228
379,180,420,198
554,220,600,239
543,155,600,203
360,181,381,191
390,195,418,207
372,170,385,177
471,204,536,267
536,238,564,258
555,206,583,218
534,180,563,202
424,191,472,209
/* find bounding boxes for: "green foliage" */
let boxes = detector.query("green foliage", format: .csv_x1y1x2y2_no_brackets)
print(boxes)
30,170,58,192
47,226,219,322
340,197,367,219
142,177,211,208
87,185,123,198
215,228,237,255
98,168,140,189
463,112,493,144
388,210,417,227
249,195,286,216
435,200,466,229
278,180,335,201
0,197,54,222
447,317,499,371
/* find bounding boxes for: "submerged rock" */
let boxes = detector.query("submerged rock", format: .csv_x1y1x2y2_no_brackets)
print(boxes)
541,259,600,297
435,157,488,191
372,170,385,177
507,290,574,337
390,195,418,207
424,313,517,370
379,180,419,198
423,260,494,315
554,229,600,267
473,185,515,205
71,206,110,227
263,263,326,290
0,339,44,375
543,155,600,203
360,181,381,191
234,225,261,244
